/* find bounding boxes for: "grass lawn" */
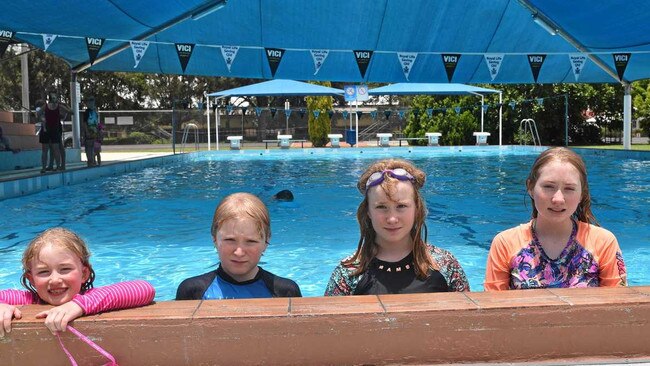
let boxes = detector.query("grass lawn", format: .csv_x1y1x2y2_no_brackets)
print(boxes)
574,144,650,151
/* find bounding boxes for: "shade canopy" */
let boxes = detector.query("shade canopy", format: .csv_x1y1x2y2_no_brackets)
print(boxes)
368,83,501,96
207,79,343,98
2,0,649,83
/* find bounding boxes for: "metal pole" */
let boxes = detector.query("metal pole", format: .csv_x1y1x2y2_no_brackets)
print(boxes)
623,84,632,150
285,99,290,134
70,72,81,149
206,94,211,151
480,95,485,132
20,44,30,123
499,92,503,146
172,100,176,154
355,101,359,148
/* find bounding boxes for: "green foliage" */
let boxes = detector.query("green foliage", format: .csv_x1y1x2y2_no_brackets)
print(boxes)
403,95,478,145
633,80,650,137
306,82,334,147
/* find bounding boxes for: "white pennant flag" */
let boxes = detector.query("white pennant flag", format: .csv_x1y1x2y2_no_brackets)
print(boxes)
569,53,587,81
42,34,57,51
397,52,417,80
310,49,329,75
484,54,504,81
130,41,149,68
221,45,239,72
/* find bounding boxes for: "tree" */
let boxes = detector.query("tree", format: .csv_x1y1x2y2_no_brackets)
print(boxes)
306,82,334,147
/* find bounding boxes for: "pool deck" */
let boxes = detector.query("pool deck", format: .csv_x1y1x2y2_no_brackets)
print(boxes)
3,286,649,365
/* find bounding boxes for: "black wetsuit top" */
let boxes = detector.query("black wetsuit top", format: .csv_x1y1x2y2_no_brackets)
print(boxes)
353,252,449,295
175,265,302,300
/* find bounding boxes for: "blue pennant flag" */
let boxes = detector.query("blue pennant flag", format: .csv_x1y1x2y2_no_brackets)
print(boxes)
509,101,516,110
285,108,292,117
398,110,405,120
426,108,433,117
299,108,306,118
226,105,233,114
270,108,277,118
536,98,544,106
328,110,334,119
370,110,377,120
384,110,392,119
342,110,349,119
313,110,321,118
454,106,461,114
482,105,489,112
412,108,420,118
255,107,262,117
356,111,363,118
241,106,247,114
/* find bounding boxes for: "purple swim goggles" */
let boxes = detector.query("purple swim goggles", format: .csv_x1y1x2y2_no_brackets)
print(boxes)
365,168,415,189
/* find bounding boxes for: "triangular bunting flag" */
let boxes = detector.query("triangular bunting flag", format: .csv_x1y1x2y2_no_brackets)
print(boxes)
226,105,233,114
327,110,334,119
442,54,461,82
255,107,262,117
356,111,363,118
527,54,546,83
482,105,489,112
398,110,405,120
313,110,320,118
397,52,417,81
0,30,15,58
270,108,277,118
426,108,433,117
484,54,504,81
221,45,239,72
342,111,349,119
85,37,105,65
454,106,461,114
42,34,57,51
370,110,377,120
412,108,420,118
353,50,373,79
130,41,149,68
310,49,329,75
509,101,516,110
241,106,248,114
536,98,544,106
285,108,292,117
265,48,285,77
613,53,631,81
384,110,392,119
569,54,587,81
299,108,306,118
175,43,195,73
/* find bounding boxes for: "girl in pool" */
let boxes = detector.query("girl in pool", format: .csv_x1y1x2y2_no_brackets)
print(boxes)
325,159,469,296
176,192,302,300
0,227,155,338
484,147,627,290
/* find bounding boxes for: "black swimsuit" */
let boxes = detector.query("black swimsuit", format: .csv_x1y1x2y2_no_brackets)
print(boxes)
353,252,449,295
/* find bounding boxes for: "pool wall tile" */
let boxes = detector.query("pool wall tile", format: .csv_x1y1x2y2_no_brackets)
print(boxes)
4,286,650,366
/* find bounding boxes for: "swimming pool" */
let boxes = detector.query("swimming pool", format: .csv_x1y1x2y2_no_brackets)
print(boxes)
1,146,649,300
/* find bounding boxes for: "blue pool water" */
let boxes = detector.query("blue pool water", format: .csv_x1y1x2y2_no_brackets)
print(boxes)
1,147,649,300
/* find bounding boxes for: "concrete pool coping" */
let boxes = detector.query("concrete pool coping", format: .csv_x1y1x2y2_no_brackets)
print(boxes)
2,286,649,365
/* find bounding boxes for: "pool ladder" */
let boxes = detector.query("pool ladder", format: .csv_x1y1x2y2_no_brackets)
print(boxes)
181,123,199,152
519,118,541,146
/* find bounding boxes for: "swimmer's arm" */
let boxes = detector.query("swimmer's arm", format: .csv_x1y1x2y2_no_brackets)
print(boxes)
71,280,155,315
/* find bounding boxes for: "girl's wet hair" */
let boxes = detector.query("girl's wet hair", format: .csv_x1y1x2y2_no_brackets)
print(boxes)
211,192,271,244
21,227,96,297
346,159,437,278
526,147,597,225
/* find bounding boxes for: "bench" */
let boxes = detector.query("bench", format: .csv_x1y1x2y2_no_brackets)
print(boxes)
0,121,40,150
327,134,343,148
226,136,243,150
376,133,393,147
262,136,307,149
473,132,491,146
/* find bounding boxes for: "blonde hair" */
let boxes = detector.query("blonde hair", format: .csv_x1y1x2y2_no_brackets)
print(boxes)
210,193,271,244
345,159,436,279
526,147,597,225
21,227,95,296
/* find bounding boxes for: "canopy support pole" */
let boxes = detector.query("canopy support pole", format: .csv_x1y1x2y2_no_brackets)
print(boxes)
480,95,485,132
623,83,632,150
70,71,81,149
499,92,503,146
206,93,211,151
564,94,569,147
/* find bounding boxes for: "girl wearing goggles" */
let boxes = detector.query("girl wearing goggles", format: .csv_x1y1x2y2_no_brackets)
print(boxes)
325,159,469,295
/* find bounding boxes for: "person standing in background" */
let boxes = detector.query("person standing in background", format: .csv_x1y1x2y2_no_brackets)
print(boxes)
42,91,70,171
81,96,99,167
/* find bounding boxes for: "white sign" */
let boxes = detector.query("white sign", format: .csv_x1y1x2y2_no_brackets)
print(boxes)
220,45,239,72
397,52,417,81
130,41,150,68
484,54,504,81
569,53,587,81
117,116,134,125
42,34,57,51
104,117,116,125
310,49,329,75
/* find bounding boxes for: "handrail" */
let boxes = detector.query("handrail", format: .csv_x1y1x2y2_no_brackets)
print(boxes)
519,118,541,146
180,123,199,152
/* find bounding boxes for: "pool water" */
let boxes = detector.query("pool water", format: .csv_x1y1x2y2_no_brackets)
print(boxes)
1,147,649,300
